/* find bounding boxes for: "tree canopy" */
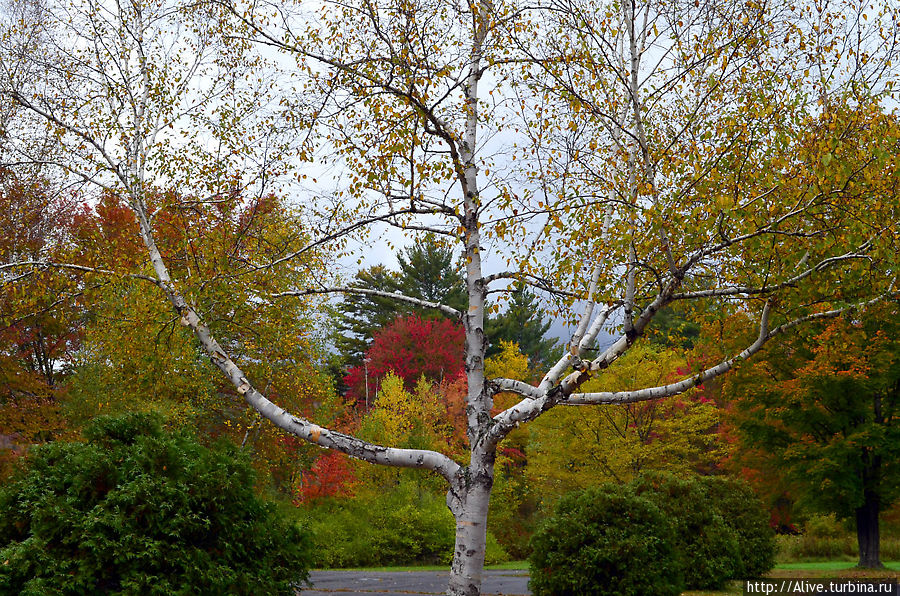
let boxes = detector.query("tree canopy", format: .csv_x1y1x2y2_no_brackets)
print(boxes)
727,303,900,568
1,0,899,592
334,238,467,367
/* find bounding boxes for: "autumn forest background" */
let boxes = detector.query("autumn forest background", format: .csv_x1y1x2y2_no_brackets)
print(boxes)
1,178,898,569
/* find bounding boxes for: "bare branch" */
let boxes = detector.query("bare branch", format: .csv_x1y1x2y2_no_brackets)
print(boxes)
274,286,463,319
0,260,160,286
490,378,543,400
673,249,875,300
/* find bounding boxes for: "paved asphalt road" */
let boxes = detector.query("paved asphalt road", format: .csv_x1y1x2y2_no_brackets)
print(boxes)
300,570,531,595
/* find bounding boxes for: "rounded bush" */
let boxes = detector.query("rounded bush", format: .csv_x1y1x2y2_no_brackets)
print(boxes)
528,485,684,596
0,412,312,596
631,472,741,590
700,475,776,577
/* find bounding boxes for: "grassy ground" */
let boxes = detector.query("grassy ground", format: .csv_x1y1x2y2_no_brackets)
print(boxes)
324,560,899,596
322,561,530,572
679,562,900,596
775,561,900,572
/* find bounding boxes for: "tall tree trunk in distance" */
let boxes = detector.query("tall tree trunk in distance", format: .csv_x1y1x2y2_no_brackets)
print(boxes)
856,454,882,569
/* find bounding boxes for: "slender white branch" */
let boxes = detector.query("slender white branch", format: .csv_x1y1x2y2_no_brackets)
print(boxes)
537,301,622,393
0,260,160,285
674,248,875,300
274,286,462,319
579,302,620,352
162,285,464,481
3,90,127,187
241,205,455,276
2,260,464,479
569,260,603,354
567,291,896,405
490,378,544,400
537,351,578,393
538,209,614,392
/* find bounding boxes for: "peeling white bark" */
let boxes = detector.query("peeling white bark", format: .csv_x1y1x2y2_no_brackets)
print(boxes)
147,237,462,483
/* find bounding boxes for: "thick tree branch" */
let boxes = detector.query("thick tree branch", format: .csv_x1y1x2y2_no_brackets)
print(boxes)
490,378,543,400
156,268,463,482
567,290,897,405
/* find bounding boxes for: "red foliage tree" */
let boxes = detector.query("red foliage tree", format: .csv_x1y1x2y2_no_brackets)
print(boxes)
0,172,83,467
293,450,356,503
343,315,465,407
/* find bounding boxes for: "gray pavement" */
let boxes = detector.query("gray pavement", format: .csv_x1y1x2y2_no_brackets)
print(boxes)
300,570,531,595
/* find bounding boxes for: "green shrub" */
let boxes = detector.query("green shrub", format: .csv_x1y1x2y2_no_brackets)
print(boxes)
300,481,463,567
528,484,684,596
775,514,900,562
488,463,541,559
0,412,312,596
700,475,776,577
631,472,740,590
483,530,511,566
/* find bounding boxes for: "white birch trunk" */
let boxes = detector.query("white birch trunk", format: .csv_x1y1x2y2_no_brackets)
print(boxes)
444,5,497,593
446,453,495,596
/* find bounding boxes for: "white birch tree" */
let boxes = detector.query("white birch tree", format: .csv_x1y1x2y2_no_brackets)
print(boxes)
2,0,900,594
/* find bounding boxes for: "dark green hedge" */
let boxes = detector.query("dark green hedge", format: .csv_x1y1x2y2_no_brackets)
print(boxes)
529,472,775,595
700,475,777,578
528,484,684,596
631,472,741,590
0,412,312,596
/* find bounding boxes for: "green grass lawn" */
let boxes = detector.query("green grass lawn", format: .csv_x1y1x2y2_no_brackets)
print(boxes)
775,561,900,571
323,560,899,596
681,562,900,596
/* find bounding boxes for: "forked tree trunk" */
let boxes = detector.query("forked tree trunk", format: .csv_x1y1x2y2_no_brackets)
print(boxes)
856,486,882,569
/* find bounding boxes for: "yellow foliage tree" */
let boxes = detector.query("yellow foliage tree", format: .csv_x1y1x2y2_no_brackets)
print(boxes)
355,373,455,494
527,343,726,505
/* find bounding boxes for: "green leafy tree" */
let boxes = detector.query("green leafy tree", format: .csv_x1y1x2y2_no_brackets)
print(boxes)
727,303,900,568
334,265,403,367
0,412,312,595
395,236,467,314
644,303,702,349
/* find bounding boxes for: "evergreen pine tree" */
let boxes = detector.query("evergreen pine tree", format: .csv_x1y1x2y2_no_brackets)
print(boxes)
485,286,559,370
